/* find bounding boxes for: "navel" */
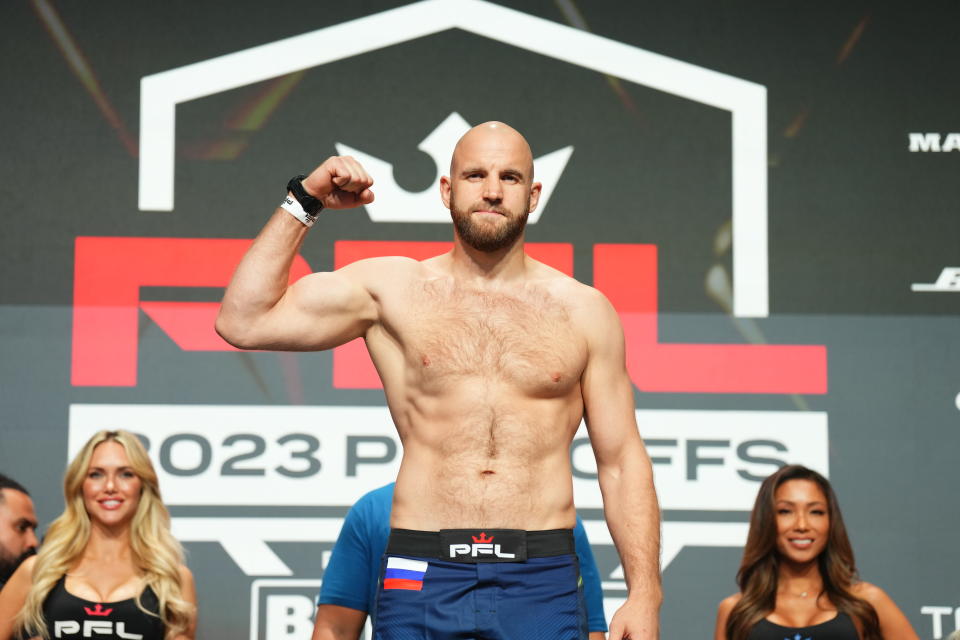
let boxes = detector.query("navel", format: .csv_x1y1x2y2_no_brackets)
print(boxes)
480,470,496,476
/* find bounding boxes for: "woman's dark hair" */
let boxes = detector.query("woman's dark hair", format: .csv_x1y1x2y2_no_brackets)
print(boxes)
725,465,881,640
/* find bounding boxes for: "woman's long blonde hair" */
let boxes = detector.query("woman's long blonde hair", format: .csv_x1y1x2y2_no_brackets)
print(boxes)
17,430,195,640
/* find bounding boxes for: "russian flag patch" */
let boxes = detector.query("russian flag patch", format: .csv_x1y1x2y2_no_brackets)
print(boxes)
383,557,428,591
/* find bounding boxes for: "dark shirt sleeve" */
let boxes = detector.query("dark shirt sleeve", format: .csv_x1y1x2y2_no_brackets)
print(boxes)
318,498,375,612
574,517,608,633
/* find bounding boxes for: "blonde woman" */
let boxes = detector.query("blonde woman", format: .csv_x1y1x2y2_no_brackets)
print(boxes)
0,430,197,640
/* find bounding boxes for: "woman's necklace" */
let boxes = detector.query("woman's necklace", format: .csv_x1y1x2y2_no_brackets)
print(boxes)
784,583,821,598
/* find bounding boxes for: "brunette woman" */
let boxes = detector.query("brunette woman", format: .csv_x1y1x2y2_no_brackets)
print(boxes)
714,465,916,640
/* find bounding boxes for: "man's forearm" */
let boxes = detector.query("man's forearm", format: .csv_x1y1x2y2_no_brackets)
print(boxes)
217,208,309,346
311,605,367,640
600,450,662,606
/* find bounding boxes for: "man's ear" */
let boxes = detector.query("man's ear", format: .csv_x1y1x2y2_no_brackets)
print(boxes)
440,175,452,209
527,181,542,213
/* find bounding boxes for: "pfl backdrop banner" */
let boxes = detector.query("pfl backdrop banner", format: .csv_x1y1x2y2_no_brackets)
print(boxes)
1,1,958,638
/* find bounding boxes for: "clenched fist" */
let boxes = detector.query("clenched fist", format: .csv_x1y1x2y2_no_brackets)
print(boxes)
301,156,375,209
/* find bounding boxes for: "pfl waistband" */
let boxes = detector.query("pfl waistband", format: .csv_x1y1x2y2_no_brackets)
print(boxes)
387,528,574,563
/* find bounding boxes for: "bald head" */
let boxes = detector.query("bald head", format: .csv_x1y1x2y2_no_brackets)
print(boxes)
440,121,542,252
450,121,534,181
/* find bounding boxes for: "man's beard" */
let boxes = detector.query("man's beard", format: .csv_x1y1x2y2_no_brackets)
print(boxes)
0,546,36,585
450,198,529,253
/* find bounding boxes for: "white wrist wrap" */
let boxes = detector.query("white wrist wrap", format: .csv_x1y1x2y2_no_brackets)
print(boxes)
280,195,319,227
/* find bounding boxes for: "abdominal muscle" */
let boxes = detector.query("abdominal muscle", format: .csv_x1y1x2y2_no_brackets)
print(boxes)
387,383,582,531
367,264,589,531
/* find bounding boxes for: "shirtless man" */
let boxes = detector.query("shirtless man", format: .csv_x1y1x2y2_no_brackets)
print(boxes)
217,122,661,639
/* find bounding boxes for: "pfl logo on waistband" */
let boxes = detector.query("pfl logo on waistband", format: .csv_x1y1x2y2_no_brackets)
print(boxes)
448,531,516,560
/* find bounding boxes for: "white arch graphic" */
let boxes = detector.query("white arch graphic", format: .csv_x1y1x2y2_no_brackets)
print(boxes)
139,0,768,316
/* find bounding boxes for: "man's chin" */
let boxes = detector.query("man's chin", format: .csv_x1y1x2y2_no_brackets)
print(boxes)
464,236,522,253
451,206,527,253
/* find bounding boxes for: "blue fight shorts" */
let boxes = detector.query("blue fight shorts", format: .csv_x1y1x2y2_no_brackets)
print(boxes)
372,528,587,640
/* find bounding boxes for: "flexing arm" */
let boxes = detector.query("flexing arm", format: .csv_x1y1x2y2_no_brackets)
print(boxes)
216,156,377,350
580,290,661,640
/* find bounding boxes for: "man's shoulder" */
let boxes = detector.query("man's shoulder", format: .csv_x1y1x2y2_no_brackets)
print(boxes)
531,268,619,349
548,274,616,322
527,258,608,306
338,255,421,277
335,256,437,297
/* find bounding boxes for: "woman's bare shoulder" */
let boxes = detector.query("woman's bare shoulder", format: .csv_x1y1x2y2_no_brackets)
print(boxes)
851,581,886,602
718,593,742,613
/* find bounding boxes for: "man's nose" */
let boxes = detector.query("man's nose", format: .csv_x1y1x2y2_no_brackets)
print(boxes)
483,175,502,201
25,529,39,550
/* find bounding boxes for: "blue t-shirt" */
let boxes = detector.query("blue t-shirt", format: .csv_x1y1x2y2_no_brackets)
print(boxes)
319,483,608,633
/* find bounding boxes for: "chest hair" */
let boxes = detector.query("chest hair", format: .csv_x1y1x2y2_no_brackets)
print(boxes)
405,279,580,390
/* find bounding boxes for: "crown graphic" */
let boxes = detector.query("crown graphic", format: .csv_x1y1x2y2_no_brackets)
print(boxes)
84,604,113,617
335,112,573,224
472,532,494,544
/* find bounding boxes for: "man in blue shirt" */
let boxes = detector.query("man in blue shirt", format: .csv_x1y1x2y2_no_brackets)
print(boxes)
312,483,608,640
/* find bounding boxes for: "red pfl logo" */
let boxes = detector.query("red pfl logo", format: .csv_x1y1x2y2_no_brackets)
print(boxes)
83,604,112,617
71,237,827,394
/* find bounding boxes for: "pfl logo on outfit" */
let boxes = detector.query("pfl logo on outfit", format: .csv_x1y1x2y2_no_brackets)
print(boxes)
448,538,516,560
54,620,142,639
443,529,521,562
82,604,112,616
